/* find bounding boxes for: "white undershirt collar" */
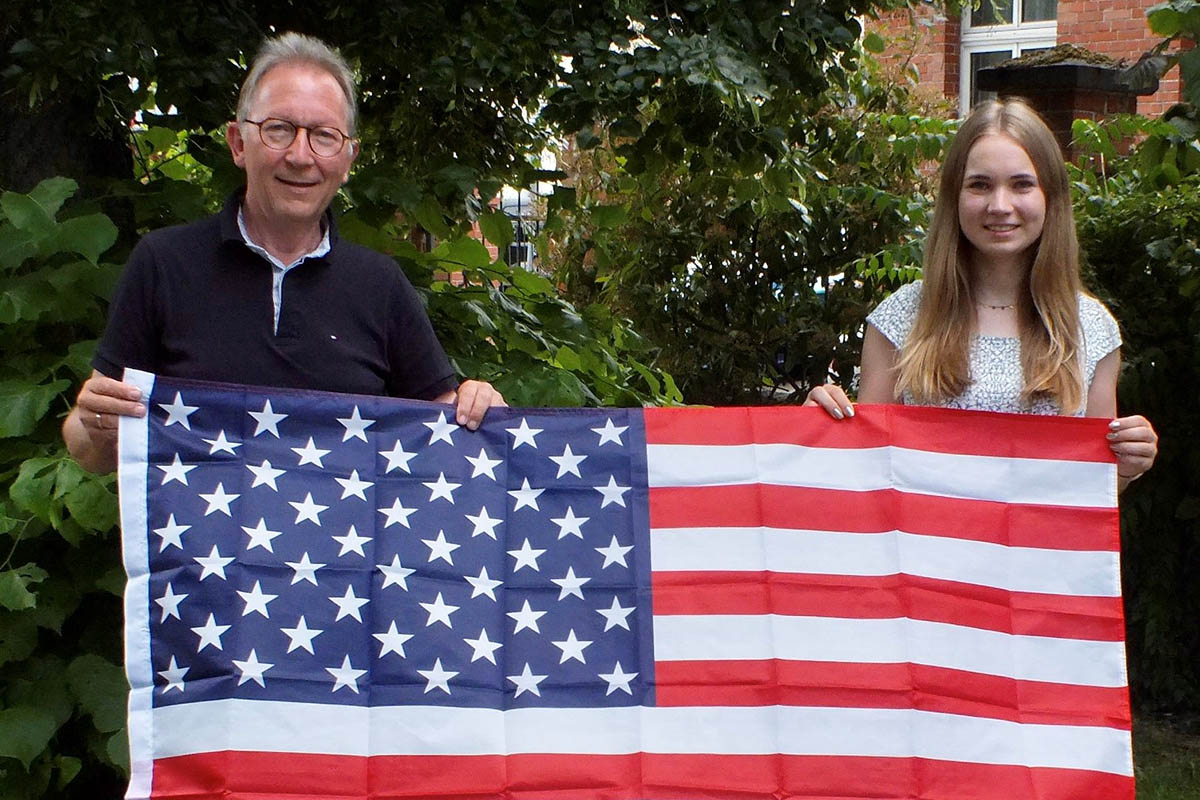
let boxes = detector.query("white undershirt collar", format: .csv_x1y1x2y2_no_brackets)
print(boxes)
237,205,331,333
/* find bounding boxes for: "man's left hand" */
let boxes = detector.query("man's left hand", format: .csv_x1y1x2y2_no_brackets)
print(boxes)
436,380,507,430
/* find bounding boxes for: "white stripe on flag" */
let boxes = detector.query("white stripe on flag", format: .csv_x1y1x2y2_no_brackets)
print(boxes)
151,699,1132,775
646,444,1115,508
650,527,1121,597
653,614,1127,687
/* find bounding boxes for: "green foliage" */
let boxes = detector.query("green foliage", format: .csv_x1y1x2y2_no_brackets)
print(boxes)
0,179,128,796
548,46,953,404
1071,119,1200,712
1138,1,1200,108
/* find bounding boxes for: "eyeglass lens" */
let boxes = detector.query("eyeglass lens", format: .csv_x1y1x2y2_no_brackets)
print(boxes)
257,119,345,157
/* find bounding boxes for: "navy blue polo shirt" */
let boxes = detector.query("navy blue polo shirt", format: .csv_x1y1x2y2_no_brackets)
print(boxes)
94,193,457,400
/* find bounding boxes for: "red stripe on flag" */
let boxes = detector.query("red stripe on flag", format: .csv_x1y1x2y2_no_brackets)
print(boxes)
652,571,1125,641
649,485,1117,551
653,659,1132,728
644,405,1115,463
152,751,1134,799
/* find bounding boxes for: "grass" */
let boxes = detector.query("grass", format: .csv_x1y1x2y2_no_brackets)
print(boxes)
1135,714,1200,799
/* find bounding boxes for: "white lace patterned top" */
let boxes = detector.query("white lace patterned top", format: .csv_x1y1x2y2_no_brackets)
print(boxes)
867,280,1121,416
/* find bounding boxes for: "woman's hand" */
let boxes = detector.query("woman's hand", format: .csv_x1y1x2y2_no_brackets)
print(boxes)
1108,414,1158,490
803,384,855,420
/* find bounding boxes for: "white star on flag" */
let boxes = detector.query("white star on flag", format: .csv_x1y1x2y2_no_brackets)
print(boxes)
551,567,591,600
373,621,414,658
507,538,546,572
291,437,331,467
418,658,458,694
194,546,234,581
153,514,190,552
289,492,329,525
241,518,284,552
598,662,639,695
551,506,589,539
595,535,633,568
158,392,198,429
591,418,628,446
507,663,547,697
464,566,503,601
420,592,460,628
332,525,371,557
379,441,417,473
422,530,460,565
424,472,461,504
203,430,241,455
465,506,503,539
596,596,636,631
424,412,458,445
191,613,231,652
285,553,325,586
335,469,373,501
378,497,417,528
157,656,188,694
507,599,546,634
337,406,376,442
199,483,239,516
328,585,370,622
549,444,587,478
246,459,285,491
237,581,278,618
506,418,543,449
249,399,287,437
158,453,196,485
508,478,544,511
232,649,274,687
326,655,366,694
155,582,187,621
281,616,324,654
465,447,501,480
464,628,504,664
552,629,593,664
595,475,631,508
377,555,415,590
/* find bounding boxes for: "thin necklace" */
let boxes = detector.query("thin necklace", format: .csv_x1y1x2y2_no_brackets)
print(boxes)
976,300,1016,311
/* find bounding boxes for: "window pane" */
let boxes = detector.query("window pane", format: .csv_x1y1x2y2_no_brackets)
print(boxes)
972,0,1014,26
1022,0,1057,22
970,50,1014,107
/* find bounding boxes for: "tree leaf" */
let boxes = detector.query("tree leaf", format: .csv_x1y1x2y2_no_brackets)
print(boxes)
0,192,55,238
28,177,78,219
54,214,118,264
0,379,70,438
0,224,38,271
863,32,886,54
477,209,515,252
0,705,59,768
67,654,129,734
0,563,49,611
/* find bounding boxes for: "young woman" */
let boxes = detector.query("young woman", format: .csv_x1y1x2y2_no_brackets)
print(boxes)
806,98,1157,491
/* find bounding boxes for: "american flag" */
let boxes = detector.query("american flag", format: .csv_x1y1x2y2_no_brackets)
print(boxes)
118,369,1133,800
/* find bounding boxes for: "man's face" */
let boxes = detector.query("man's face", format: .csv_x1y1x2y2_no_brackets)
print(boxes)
227,63,357,233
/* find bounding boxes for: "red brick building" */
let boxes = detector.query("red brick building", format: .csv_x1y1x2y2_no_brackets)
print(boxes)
874,0,1186,118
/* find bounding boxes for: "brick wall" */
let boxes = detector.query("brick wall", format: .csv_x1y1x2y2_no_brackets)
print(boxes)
872,0,1186,118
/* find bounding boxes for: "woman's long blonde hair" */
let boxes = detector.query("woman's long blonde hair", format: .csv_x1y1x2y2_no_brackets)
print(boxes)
893,98,1086,413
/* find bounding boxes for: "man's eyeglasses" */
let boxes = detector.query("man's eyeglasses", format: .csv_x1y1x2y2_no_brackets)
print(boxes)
242,118,354,158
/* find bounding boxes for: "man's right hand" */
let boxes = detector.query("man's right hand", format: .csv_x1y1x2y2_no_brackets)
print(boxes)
62,370,147,474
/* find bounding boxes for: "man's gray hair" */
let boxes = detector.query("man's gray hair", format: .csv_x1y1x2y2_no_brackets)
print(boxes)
236,32,358,135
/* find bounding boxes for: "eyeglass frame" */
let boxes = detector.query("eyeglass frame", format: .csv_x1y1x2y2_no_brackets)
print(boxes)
240,117,357,158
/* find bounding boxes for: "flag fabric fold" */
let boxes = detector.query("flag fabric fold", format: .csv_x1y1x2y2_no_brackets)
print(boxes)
118,369,1132,799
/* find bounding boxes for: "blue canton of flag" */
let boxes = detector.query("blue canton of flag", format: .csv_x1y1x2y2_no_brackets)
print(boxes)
128,371,654,712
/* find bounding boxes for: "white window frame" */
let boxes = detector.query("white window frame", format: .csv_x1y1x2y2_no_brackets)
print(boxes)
959,1,1057,115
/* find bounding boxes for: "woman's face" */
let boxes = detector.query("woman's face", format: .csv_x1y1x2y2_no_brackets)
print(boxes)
957,133,1047,267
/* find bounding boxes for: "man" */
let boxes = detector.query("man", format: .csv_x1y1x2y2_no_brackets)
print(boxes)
63,33,503,473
